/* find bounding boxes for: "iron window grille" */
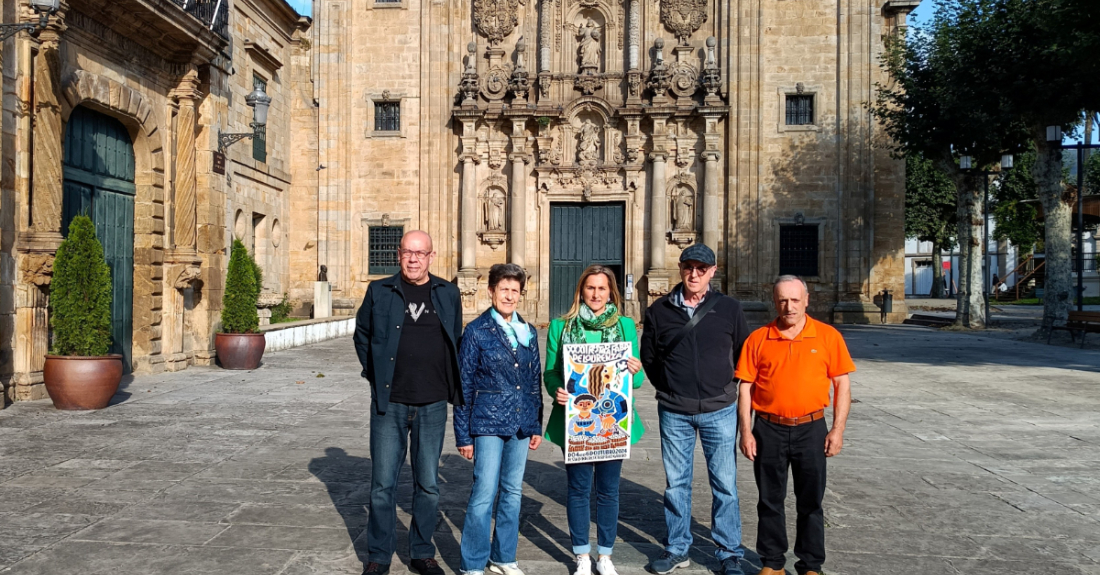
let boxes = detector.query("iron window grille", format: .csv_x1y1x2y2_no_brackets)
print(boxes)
785,95,814,126
779,224,819,276
375,101,401,132
369,225,404,275
252,75,268,163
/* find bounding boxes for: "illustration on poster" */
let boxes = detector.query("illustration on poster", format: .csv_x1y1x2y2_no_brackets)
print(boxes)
563,342,632,464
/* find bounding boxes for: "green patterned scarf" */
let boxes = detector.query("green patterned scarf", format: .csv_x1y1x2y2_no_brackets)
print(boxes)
564,302,623,344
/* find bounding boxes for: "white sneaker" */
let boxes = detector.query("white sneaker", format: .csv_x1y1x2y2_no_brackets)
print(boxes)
595,556,618,575
488,563,525,575
574,556,592,575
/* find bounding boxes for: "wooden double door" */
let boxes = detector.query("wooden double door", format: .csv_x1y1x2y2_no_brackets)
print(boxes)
549,203,625,318
61,106,136,373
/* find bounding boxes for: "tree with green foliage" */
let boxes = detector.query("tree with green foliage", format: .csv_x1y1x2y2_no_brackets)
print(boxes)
992,148,1042,256
50,215,112,356
221,239,261,334
905,154,957,298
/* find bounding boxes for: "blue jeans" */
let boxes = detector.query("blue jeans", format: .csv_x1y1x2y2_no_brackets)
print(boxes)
460,434,530,572
658,402,743,561
566,459,623,556
367,400,449,564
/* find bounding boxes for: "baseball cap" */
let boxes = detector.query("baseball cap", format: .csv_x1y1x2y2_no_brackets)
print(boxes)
679,244,716,266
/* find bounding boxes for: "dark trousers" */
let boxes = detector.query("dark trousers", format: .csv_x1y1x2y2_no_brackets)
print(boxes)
566,458,624,556
367,400,449,564
753,416,827,574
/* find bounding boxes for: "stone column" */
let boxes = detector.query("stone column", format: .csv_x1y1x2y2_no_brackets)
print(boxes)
539,0,552,73
649,151,668,272
163,71,204,372
702,151,720,251
12,10,67,400
628,0,640,70
509,153,528,269
460,156,478,271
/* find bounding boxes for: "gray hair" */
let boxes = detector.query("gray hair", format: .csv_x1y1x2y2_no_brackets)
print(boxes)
773,275,808,295
488,263,527,291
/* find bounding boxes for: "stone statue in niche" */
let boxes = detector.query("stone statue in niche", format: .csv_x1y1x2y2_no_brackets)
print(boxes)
672,186,694,231
485,188,506,231
577,20,601,74
577,119,601,164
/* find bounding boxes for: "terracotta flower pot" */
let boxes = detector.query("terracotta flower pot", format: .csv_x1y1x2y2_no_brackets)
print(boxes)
43,355,124,410
215,332,266,370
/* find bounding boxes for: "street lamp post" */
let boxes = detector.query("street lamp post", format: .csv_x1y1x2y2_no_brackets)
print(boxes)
217,86,272,153
0,0,60,41
1047,126,1100,312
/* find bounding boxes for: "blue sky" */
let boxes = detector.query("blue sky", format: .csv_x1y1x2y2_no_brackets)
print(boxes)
908,0,942,28
287,0,311,16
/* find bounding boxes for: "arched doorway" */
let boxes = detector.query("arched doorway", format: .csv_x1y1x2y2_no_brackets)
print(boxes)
61,106,135,373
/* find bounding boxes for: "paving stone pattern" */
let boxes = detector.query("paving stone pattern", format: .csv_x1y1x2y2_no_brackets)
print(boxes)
2,326,1099,574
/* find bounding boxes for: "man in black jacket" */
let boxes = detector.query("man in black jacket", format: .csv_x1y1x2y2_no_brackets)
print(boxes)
640,244,751,575
353,230,462,575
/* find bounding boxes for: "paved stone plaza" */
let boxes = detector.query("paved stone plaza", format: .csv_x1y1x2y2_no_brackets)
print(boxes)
2,325,1099,575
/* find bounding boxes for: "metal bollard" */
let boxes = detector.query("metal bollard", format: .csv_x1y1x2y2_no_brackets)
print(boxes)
880,289,893,324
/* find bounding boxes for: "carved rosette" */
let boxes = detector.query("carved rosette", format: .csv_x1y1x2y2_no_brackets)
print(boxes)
660,0,708,45
482,64,513,101
667,61,698,99
473,0,523,47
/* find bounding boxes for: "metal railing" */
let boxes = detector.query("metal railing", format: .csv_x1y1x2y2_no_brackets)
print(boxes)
168,0,229,40
1072,258,1098,273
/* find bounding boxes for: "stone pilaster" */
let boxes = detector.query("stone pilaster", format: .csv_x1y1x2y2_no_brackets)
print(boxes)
509,118,529,270
702,150,720,251
648,151,668,277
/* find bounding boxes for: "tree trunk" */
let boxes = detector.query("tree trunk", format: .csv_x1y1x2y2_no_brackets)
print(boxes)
931,237,945,298
1033,127,1073,337
963,179,986,328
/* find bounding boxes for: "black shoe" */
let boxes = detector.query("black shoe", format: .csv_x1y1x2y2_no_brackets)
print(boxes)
719,558,744,575
410,558,445,575
363,563,390,575
646,551,689,575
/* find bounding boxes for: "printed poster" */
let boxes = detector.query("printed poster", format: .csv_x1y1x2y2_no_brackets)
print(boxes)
563,342,633,464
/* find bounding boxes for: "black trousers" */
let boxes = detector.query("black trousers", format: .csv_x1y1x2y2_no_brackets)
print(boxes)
753,415,828,574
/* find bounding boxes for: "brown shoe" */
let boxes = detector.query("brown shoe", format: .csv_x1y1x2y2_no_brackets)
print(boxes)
757,568,784,575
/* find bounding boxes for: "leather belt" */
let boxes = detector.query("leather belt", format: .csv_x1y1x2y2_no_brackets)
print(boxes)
758,410,824,426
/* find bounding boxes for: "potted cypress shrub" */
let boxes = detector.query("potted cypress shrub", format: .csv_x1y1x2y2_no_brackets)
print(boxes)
215,238,266,369
43,215,123,410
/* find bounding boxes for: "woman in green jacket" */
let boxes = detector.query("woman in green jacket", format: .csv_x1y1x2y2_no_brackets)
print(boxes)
544,265,645,575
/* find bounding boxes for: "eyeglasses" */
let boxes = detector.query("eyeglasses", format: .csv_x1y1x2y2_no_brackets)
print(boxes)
680,263,713,276
399,249,433,260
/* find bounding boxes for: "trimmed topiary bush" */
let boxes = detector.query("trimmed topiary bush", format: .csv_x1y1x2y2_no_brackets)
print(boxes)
221,239,261,334
50,215,113,356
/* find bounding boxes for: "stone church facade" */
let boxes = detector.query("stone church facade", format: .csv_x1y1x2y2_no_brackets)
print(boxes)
311,0,916,325
1,0,916,404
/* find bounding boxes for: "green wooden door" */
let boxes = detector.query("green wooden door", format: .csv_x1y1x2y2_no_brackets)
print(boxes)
549,203,625,318
62,106,136,373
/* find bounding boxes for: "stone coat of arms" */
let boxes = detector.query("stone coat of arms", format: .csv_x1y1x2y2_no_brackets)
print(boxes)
474,0,523,46
660,0,708,44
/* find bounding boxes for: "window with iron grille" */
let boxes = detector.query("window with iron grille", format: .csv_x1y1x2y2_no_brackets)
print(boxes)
368,226,404,275
785,94,814,126
779,225,819,276
375,101,401,132
252,75,268,162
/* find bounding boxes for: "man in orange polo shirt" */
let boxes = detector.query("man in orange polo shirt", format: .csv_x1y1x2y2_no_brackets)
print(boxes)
735,276,854,575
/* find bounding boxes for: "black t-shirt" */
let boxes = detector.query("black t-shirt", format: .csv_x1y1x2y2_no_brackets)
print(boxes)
390,279,454,405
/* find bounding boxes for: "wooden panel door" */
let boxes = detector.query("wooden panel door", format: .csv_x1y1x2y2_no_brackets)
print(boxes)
62,107,136,373
549,203,625,318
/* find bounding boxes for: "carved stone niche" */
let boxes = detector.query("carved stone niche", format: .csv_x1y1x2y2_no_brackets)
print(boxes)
478,174,508,249
667,173,697,247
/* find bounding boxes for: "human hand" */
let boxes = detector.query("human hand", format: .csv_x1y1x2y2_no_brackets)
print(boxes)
739,430,756,461
824,429,843,457
626,357,642,375
556,388,570,406
529,435,543,450
458,445,474,460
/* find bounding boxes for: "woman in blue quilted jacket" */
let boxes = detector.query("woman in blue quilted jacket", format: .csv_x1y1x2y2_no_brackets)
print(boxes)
454,263,543,575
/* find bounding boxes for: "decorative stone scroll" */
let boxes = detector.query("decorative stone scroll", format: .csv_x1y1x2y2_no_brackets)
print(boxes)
660,0,708,45
473,0,524,46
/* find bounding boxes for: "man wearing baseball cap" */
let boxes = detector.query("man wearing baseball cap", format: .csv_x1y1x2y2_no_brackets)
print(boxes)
640,244,752,575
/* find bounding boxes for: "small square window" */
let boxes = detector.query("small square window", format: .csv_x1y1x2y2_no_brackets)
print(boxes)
368,225,404,275
779,225,819,277
374,101,400,132
785,95,814,126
